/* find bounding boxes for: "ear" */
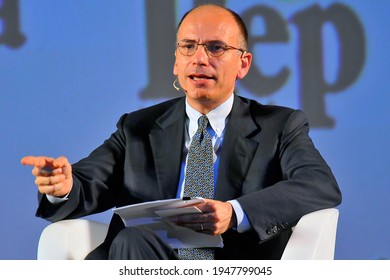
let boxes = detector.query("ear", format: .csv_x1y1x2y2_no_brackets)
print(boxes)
236,51,252,80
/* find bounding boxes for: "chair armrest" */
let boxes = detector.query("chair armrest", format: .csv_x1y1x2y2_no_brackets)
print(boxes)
281,208,339,260
37,219,109,260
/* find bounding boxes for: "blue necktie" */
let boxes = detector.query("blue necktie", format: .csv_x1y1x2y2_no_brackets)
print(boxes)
178,115,215,260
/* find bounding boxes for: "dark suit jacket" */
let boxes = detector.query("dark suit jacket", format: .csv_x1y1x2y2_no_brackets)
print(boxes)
36,95,341,259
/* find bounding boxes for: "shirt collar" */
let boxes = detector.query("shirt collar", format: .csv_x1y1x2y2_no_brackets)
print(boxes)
185,94,234,138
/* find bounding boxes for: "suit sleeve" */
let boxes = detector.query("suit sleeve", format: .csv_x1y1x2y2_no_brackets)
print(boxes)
35,114,128,222
237,110,342,242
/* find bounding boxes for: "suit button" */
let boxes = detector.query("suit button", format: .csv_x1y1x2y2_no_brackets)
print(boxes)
267,225,279,235
270,225,277,234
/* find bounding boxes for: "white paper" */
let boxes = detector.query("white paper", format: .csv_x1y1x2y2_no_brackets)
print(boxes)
154,206,201,217
112,198,223,249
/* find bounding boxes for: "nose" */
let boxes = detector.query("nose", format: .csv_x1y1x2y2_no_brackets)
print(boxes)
192,44,210,65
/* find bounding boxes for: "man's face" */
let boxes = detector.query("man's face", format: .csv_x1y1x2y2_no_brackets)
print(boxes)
173,6,252,113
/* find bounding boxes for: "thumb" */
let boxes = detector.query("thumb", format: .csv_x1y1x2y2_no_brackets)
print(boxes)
53,156,72,176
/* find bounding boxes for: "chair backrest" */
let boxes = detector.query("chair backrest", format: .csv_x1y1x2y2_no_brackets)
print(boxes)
281,208,340,260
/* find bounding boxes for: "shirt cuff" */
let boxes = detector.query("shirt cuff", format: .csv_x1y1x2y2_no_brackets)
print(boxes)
46,192,70,204
228,199,252,233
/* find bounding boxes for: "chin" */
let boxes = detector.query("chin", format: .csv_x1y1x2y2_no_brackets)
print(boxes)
186,87,213,99
189,94,213,106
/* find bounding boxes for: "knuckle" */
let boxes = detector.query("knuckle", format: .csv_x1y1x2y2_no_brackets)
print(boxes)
32,167,39,176
38,186,49,194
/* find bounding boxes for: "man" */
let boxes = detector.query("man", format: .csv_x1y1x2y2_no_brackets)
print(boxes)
21,4,341,259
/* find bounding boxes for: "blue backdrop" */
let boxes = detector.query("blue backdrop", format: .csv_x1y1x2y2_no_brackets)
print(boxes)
1,0,389,260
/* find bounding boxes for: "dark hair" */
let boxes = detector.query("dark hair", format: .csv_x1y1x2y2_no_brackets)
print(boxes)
177,4,248,49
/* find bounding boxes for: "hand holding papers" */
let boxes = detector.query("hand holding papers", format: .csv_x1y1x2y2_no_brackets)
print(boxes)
113,198,223,249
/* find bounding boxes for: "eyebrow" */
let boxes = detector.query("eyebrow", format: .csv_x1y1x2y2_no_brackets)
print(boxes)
178,39,197,43
178,39,227,45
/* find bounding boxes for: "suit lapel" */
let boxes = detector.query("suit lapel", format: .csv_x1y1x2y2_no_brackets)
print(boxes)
149,99,186,199
216,96,261,201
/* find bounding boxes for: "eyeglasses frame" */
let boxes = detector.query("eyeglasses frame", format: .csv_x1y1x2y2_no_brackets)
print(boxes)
176,41,247,58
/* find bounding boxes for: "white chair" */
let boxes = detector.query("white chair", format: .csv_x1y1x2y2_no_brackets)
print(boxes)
281,208,339,260
37,219,109,260
37,208,339,260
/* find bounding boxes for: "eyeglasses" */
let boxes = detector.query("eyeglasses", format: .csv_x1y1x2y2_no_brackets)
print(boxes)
176,41,246,57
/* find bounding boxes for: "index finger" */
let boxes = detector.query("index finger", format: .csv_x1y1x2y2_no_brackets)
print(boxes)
21,156,55,167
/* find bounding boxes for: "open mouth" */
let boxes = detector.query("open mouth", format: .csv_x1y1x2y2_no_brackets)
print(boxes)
189,74,215,81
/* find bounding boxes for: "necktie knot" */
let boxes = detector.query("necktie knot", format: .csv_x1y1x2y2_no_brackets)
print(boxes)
194,115,210,143
198,115,209,130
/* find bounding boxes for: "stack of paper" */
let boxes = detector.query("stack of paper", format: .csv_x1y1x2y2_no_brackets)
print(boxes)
113,198,223,248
